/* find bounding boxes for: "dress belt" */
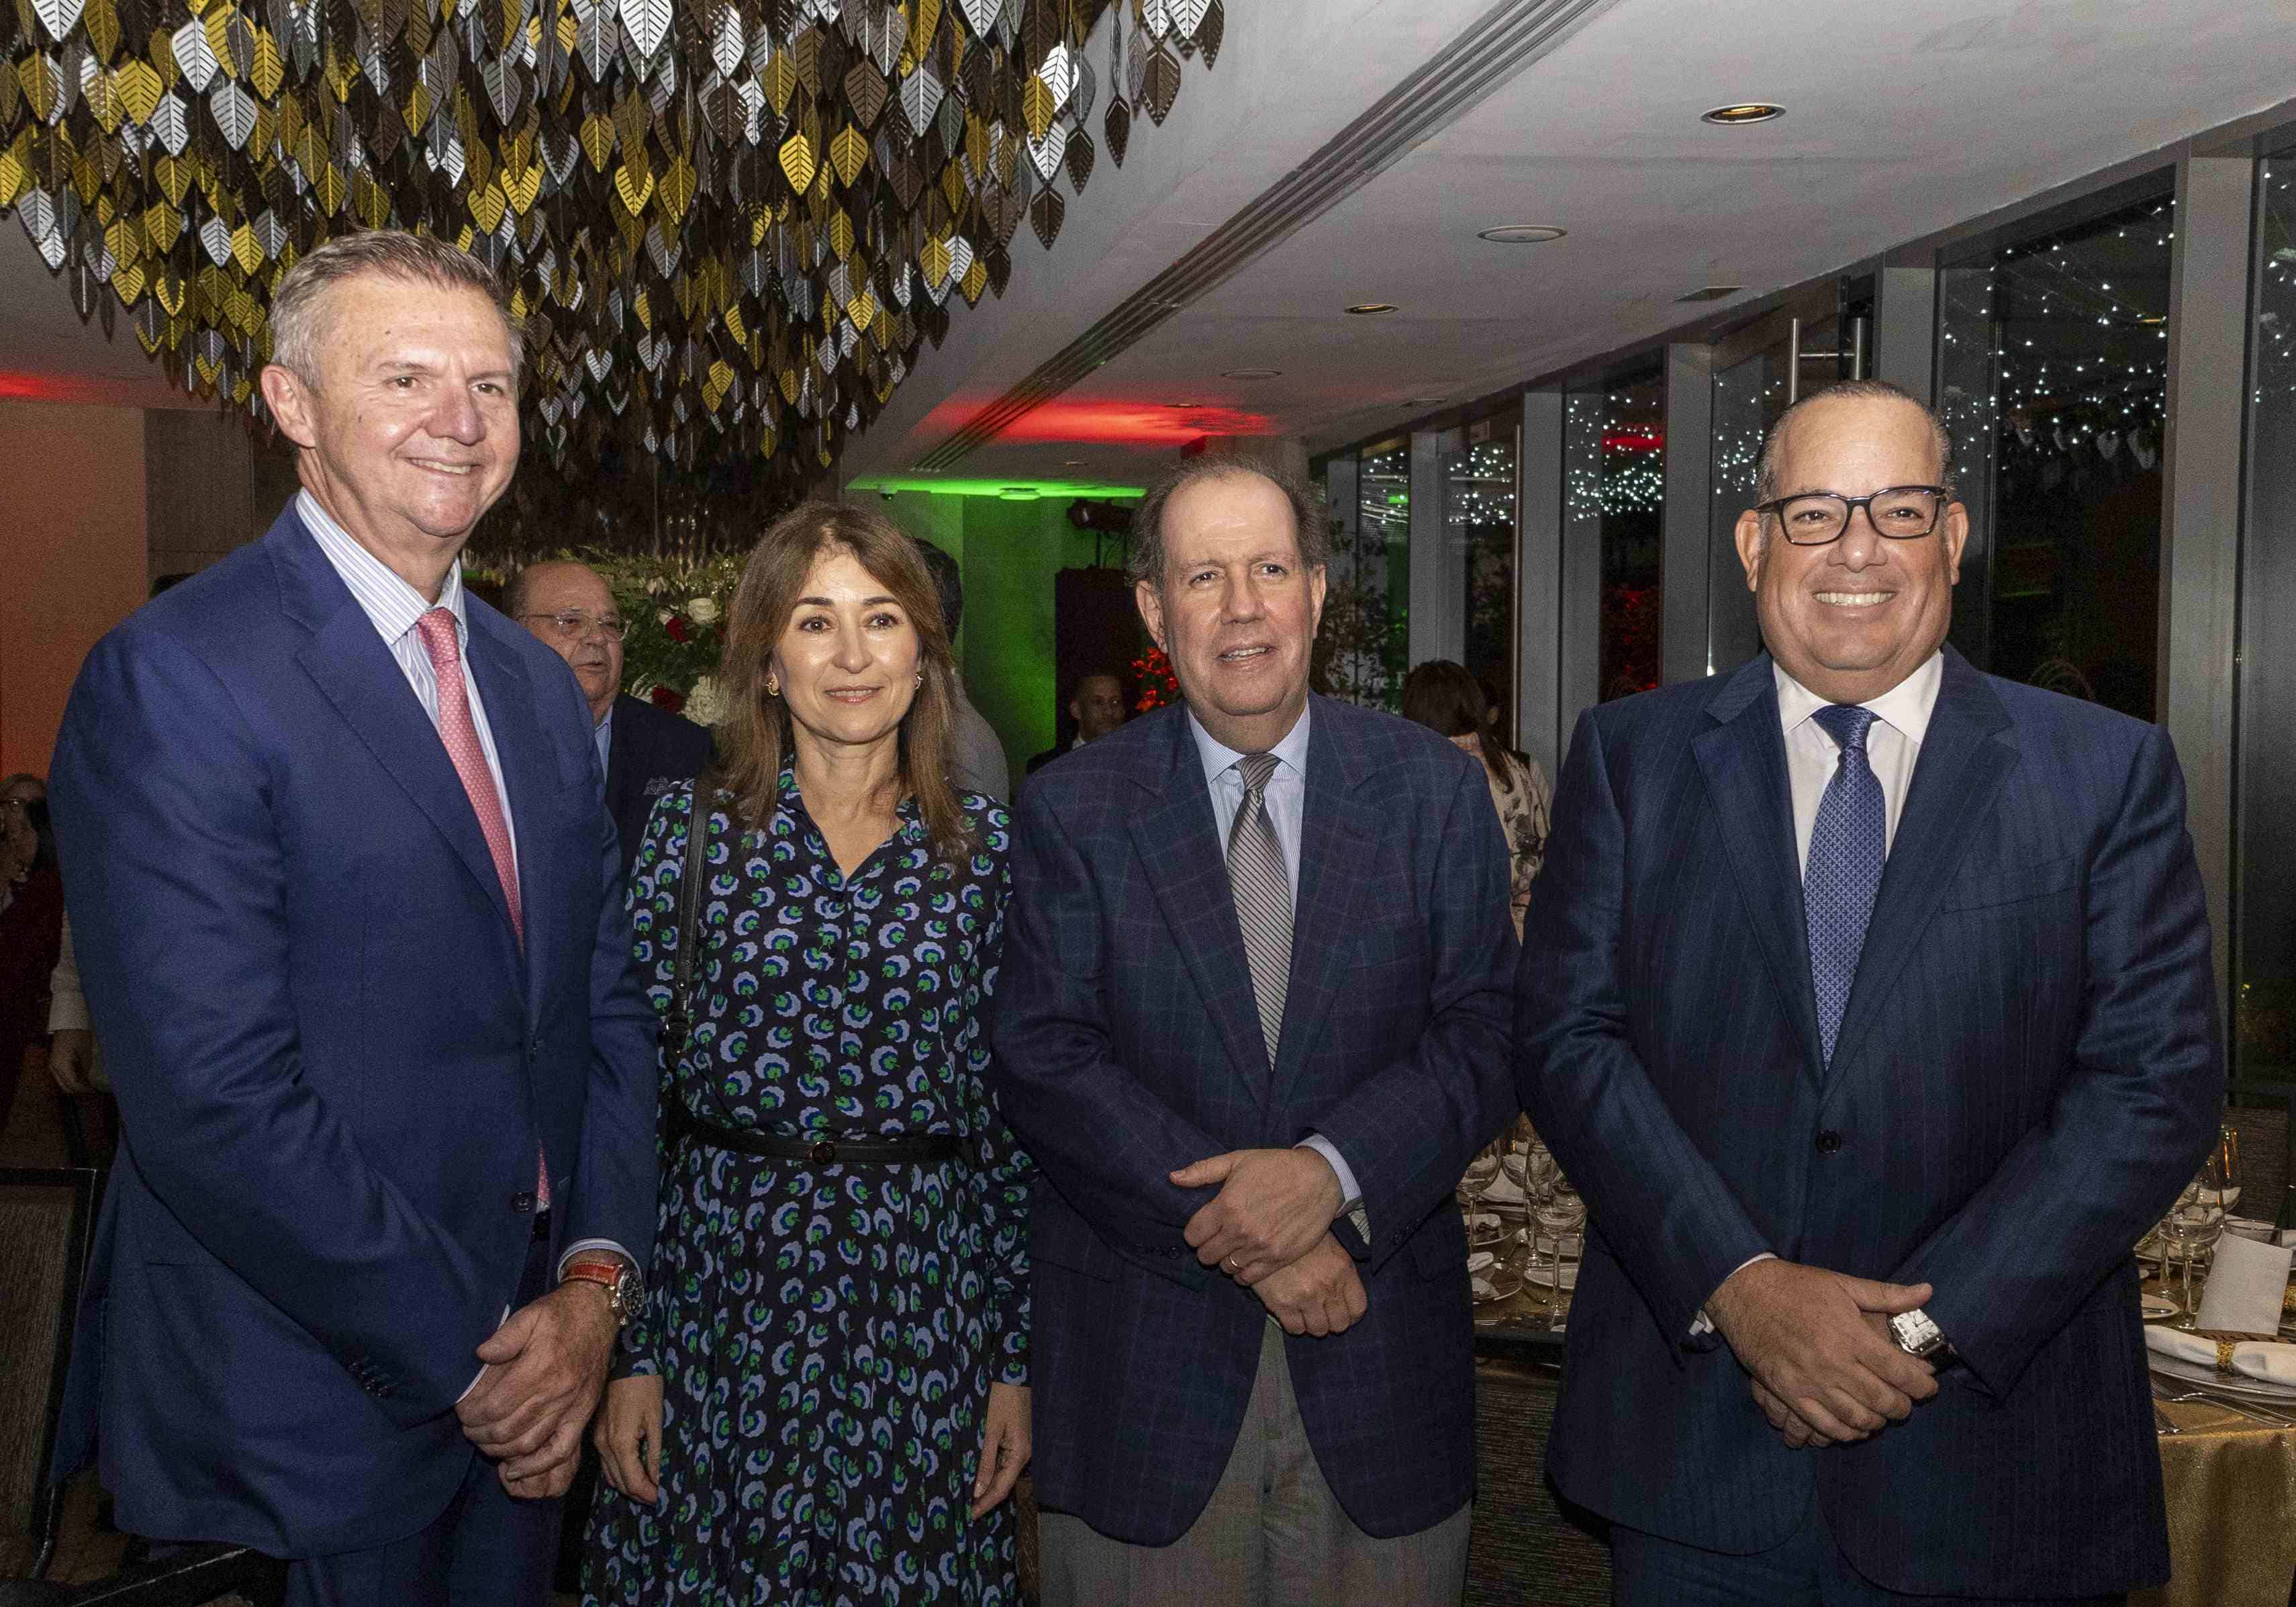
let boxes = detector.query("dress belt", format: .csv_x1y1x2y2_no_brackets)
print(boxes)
667,1103,963,1166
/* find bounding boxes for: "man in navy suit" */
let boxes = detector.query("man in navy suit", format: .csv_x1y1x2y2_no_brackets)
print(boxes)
994,460,1517,1603
1516,381,2221,1604
50,231,658,1607
506,559,714,876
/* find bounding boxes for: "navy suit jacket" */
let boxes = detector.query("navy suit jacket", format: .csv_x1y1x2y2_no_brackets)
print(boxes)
992,696,1518,1545
603,692,713,878
48,506,659,1559
1515,648,2221,1597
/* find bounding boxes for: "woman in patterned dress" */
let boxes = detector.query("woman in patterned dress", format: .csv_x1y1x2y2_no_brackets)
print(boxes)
583,502,1033,1606
1400,660,1551,938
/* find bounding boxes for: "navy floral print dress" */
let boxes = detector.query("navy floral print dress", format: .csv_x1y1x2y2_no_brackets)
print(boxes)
583,771,1032,1606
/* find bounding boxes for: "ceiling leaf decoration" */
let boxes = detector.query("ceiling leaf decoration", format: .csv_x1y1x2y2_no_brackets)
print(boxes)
0,0,1227,536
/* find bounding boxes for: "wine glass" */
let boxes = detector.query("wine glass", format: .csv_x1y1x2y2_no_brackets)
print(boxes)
1533,1177,1586,1332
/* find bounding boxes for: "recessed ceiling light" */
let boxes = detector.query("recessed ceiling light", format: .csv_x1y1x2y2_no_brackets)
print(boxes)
1477,224,1566,244
1702,103,1782,125
1222,367,1282,379
999,486,1040,500
1163,400,1207,409
1345,302,1400,316
1062,458,1084,465
1676,285,1743,303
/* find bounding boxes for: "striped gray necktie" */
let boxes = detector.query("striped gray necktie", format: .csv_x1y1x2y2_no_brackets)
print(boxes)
1228,751,1292,1070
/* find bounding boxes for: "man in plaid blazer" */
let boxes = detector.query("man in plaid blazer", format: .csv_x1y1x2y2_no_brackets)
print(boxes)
992,459,1519,1604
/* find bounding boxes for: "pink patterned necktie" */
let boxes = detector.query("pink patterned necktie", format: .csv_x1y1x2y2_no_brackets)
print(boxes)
414,608,523,943
414,608,546,1210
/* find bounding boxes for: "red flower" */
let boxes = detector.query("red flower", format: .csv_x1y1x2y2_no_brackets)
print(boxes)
649,686,687,713
665,614,691,643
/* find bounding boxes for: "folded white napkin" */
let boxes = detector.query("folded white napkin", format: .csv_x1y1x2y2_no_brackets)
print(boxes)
2196,1232,2295,1334
1480,1175,1527,1206
2146,1324,2296,1385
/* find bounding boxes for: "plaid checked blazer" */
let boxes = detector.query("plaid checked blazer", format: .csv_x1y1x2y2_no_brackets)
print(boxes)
992,694,1519,1545
1515,647,2222,1598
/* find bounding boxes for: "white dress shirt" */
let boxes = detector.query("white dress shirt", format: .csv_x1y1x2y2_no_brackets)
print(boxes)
1776,650,1944,874
1185,706,1367,1226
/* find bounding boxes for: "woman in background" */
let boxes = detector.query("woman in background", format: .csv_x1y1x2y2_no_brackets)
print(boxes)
1401,661,1551,938
583,502,1033,1606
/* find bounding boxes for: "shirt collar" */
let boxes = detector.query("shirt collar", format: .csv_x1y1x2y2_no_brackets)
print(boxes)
1188,700,1312,792
1773,649,1944,747
595,700,615,733
297,488,468,649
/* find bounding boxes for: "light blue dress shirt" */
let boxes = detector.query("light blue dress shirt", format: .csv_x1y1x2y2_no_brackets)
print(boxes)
593,700,614,778
1184,706,1366,1222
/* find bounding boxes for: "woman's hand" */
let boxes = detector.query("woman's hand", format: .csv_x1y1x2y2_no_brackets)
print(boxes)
593,1374,665,1505
970,1381,1031,1519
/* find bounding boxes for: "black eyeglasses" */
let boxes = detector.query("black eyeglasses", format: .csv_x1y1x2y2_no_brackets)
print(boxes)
1753,486,1956,546
520,610,628,641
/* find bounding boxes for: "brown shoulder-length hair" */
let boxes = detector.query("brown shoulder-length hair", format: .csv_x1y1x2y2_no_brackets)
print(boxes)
716,500,976,862
1400,659,1508,781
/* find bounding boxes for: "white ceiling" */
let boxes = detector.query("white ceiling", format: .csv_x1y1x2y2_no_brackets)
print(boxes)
5,0,2293,448
846,0,2296,490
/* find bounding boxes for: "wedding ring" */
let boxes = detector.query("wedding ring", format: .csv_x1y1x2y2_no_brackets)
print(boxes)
2216,1337,2239,1373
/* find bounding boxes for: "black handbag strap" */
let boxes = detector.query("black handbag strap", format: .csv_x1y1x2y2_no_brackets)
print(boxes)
663,773,716,1055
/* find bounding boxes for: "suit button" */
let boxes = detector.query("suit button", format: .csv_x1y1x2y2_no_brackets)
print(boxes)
1815,1130,1844,1154
509,1190,538,1213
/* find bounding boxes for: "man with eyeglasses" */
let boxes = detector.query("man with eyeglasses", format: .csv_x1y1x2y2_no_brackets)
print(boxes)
1515,379,2220,1604
508,561,713,878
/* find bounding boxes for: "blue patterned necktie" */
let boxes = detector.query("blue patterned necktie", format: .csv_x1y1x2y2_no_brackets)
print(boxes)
1805,704,1885,1068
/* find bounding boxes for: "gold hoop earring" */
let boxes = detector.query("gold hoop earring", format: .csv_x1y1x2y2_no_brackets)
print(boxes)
914,672,923,688
765,676,780,696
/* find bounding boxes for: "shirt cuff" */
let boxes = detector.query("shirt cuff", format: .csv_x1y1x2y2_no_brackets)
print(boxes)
1296,1136,1368,1238
557,1239,636,1281
1689,1251,1777,1336
47,991,89,1033
457,1301,514,1402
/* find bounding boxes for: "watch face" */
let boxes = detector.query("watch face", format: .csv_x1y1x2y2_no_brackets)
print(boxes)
613,1267,644,1322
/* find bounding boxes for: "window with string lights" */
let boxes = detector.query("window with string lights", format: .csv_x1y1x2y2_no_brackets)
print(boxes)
1938,183,2174,719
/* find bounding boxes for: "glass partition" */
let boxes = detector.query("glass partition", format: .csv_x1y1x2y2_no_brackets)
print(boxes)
1321,439,1411,711
2236,146,2296,1093
1566,365,1666,701
1937,184,2174,717
1447,407,1521,735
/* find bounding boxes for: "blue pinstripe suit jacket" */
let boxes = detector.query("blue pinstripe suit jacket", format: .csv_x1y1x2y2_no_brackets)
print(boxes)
992,695,1519,1545
1516,647,2221,1597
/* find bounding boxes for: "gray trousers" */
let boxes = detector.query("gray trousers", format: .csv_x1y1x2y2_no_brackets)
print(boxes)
1039,1321,1471,1607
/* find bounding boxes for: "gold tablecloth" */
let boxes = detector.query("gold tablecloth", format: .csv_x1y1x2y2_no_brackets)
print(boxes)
2135,1398,2296,1607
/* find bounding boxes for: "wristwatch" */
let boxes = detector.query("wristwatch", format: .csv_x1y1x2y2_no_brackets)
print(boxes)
561,1254,645,1328
1889,1307,1951,1360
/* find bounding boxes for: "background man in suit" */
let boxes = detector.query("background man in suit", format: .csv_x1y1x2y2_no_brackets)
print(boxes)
50,230,659,1607
994,461,1517,1604
1024,670,1129,777
910,536,1012,802
508,559,714,876
1516,380,2221,1604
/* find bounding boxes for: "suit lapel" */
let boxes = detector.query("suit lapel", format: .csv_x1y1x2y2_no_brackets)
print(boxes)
1824,649,2017,1085
1692,655,1825,1084
1129,716,1272,1104
1269,702,1375,1111
278,517,522,970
